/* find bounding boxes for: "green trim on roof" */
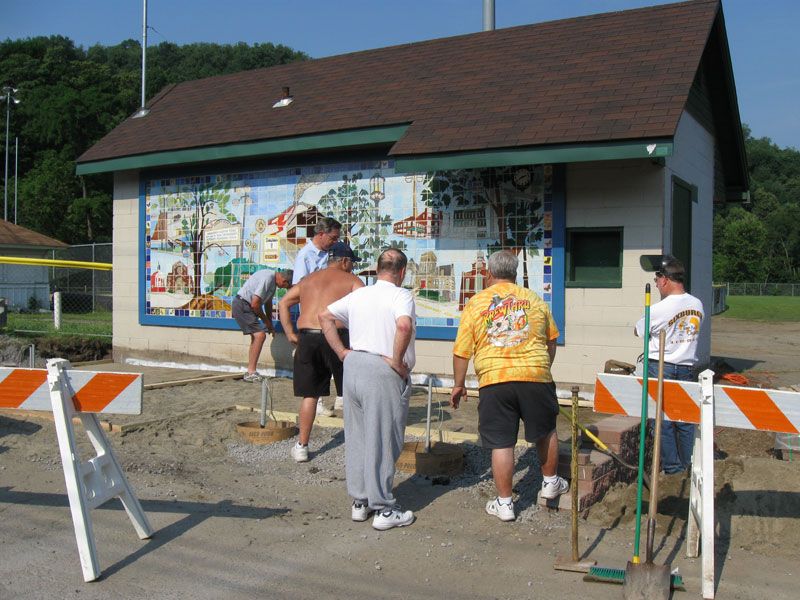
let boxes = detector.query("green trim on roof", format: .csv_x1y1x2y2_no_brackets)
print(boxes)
76,124,410,175
393,140,673,172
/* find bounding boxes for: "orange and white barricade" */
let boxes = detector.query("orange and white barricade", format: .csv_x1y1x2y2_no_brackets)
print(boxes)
594,371,800,599
0,359,152,582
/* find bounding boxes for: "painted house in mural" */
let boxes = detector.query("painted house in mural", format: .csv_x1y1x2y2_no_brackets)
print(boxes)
77,0,748,383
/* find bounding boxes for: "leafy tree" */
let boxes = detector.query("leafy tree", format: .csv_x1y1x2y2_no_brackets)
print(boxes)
1,35,307,244
317,173,393,265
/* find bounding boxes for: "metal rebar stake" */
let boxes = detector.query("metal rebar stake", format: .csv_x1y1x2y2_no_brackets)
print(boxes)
424,375,433,453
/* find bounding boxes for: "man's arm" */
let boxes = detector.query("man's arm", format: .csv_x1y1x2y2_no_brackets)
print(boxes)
278,285,301,345
450,355,470,409
249,294,274,334
386,315,412,380
320,309,348,361
547,339,557,365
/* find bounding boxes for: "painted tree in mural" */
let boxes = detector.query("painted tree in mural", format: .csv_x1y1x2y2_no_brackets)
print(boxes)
317,172,404,265
172,179,236,297
420,167,544,287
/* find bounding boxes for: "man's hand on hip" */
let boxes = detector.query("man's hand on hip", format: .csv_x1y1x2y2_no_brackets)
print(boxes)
383,357,409,380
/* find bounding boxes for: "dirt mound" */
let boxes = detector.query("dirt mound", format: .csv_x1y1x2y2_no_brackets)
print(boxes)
0,334,110,366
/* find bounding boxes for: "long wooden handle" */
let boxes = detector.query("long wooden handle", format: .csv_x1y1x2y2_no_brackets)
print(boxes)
646,330,667,562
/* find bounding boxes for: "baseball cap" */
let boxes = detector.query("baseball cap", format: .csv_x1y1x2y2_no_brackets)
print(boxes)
656,255,685,282
328,241,362,262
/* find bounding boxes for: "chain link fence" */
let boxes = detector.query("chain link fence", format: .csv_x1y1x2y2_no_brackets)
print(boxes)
717,282,800,297
0,243,112,338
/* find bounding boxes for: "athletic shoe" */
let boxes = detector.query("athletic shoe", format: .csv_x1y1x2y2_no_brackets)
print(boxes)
351,501,373,522
540,476,570,500
485,497,516,522
372,506,415,530
290,444,309,463
316,398,335,417
334,396,344,411
242,372,262,382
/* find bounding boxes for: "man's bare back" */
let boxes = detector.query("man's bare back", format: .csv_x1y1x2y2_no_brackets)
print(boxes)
278,252,365,346
296,267,363,329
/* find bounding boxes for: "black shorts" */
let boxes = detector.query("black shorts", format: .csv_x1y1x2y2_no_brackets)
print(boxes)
232,296,266,335
477,381,558,449
293,329,348,398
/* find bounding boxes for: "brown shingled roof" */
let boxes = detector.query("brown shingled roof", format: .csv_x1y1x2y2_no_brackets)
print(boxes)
0,220,68,249
78,0,721,164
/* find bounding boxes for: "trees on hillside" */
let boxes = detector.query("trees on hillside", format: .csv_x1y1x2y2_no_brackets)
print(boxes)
713,128,800,282
0,36,307,244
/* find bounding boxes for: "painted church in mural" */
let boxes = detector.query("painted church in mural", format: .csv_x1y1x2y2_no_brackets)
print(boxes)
143,161,556,338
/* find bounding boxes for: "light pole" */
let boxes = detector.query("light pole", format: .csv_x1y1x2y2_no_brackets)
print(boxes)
2,85,20,222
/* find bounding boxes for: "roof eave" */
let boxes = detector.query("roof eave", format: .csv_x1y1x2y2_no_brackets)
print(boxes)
392,139,673,172
76,124,411,175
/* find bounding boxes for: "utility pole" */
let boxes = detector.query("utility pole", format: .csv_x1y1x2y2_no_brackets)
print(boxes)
14,137,18,224
2,85,21,221
134,0,150,118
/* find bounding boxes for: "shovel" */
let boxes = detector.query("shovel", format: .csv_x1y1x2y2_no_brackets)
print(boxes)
623,330,671,599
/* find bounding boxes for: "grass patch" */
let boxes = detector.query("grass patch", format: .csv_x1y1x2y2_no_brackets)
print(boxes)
718,295,800,322
6,310,112,337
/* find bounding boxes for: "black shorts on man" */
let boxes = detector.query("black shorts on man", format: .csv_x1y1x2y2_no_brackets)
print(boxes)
477,381,559,448
293,329,349,398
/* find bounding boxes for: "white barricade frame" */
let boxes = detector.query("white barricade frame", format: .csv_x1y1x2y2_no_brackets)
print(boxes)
1,359,152,582
593,369,800,600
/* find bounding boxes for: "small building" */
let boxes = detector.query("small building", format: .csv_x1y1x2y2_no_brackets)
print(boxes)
77,0,747,382
0,220,68,309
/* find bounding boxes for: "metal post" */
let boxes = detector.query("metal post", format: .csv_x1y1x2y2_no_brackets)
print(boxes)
483,0,495,31
91,243,96,312
260,378,268,427
424,375,433,452
3,89,9,221
133,0,150,118
54,291,62,330
28,344,35,368
13,137,18,224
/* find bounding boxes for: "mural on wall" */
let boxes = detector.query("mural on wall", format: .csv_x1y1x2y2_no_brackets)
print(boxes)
142,160,556,337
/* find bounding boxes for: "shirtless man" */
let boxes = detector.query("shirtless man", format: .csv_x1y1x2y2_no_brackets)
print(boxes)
279,242,364,462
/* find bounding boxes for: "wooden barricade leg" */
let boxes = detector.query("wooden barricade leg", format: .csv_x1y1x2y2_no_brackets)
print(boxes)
47,359,152,582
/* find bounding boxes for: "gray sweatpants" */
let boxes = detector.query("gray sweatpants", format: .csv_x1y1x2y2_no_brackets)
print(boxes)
342,351,411,511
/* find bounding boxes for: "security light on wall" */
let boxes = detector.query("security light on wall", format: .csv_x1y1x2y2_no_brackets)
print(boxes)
272,87,294,108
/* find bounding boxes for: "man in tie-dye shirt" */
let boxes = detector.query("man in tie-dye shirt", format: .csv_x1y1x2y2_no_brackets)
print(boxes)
450,250,568,522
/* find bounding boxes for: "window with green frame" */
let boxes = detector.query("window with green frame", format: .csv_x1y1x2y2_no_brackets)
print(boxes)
566,228,623,287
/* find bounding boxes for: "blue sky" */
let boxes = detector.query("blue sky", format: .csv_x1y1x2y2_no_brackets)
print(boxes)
3,0,798,149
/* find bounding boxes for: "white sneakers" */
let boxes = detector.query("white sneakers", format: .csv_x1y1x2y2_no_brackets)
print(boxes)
242,372,263,382
351,501,373,522
290,443,309,463
334,396,344,411
372,506,415,530
540,476,570,500
485,497,516,522
316,398,334,417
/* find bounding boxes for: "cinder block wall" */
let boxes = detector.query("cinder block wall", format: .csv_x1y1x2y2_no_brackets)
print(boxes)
553,159,665,383
112,147,715,385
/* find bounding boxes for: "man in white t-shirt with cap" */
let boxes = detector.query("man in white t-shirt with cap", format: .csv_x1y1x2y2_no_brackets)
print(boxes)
319,248,417,531
635,255,704,474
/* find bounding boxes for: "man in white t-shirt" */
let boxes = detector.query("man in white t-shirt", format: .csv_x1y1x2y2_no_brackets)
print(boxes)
319,248,416,531
635,255,704,474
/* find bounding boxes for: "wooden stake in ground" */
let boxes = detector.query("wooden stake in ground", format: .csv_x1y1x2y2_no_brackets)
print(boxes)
553,386,596,573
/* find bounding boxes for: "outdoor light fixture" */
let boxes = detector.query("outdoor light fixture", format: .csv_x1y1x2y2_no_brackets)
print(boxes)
272,86,294,108
3,85,21,222
369,173,386,201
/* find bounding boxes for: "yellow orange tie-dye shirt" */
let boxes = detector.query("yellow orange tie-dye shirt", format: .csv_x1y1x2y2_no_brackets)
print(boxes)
453,282,559,387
